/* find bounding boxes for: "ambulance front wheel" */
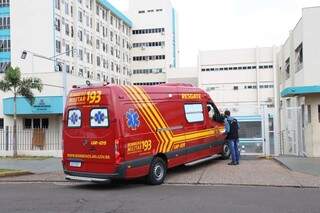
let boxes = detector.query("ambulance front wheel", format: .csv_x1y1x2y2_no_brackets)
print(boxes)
221,143,231,160
147,157,167,185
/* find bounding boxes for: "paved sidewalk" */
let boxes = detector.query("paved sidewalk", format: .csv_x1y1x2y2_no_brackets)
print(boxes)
0,157,319,188
0,158,62,173
274,156,320,177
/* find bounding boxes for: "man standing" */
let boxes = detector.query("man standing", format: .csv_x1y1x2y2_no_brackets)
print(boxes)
224,110,240,165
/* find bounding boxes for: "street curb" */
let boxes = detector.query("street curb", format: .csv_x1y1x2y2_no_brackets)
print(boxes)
0,171,33,178
164,182,320,189
0,178,319,189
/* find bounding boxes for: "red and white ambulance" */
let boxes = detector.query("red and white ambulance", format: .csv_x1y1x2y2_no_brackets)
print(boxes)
62,83,229,184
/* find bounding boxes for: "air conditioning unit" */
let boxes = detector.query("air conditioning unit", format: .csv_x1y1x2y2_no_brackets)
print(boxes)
232,107,238,112
141,46,145,50
161,31,165,35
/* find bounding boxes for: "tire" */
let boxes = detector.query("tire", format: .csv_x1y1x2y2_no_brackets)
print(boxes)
146,157,167,185
221,143,231,160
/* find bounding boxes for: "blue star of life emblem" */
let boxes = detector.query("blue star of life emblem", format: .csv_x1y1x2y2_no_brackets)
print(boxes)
70,112,79,125
94,111,105,124
126,109,140,130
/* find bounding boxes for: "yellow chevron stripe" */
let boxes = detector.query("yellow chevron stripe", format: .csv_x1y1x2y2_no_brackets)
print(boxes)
124,86,169,153
121,86,162,151
133,86,173,152
134,86,173,152
136,87,173,137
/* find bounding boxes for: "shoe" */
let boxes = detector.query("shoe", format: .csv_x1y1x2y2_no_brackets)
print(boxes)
235,161,239,165
228,162,236,165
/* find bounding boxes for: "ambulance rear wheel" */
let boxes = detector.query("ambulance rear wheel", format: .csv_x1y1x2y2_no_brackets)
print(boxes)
147,157,167,185
221,143,231,160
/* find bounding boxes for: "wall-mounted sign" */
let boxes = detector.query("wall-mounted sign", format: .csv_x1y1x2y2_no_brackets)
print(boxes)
3,96,63,115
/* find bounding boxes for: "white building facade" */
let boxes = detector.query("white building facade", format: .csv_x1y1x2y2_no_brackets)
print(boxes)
128,0,178,85
277,7,320,157
0,0,132,156
198,47,280,156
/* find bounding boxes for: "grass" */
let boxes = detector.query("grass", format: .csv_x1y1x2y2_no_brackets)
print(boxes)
0,169,32,177
0,156,52,160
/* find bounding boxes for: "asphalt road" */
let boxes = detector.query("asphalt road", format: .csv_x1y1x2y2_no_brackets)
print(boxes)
0,182,319,213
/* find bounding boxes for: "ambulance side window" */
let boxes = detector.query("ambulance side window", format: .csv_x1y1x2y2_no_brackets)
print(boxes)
207,102,224,123
184,103,204,123
67,109,82,128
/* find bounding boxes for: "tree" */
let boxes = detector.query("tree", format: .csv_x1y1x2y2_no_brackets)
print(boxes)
0,66,43,157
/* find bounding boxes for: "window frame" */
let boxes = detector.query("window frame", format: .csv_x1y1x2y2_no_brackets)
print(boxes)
89,107,109,128
67,108,82,128
183,103,205,124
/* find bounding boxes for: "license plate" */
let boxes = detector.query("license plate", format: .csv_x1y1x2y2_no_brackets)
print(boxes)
70,161,81,167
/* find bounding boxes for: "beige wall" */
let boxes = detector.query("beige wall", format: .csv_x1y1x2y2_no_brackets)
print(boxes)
304,95,320,157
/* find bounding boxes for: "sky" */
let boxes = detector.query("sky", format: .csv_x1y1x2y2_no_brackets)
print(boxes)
108,0,320,67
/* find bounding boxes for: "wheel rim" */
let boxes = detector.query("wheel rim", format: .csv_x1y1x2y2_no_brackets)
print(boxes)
153,163,164,181
223,144,230,156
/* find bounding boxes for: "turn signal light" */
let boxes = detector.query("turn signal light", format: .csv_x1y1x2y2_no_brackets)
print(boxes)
115,139,122,164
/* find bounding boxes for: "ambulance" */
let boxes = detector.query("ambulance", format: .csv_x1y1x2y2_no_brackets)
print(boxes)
62,83,230,185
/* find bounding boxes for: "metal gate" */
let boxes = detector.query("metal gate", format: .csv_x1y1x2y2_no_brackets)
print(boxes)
281,107,306,156
222,104,277,156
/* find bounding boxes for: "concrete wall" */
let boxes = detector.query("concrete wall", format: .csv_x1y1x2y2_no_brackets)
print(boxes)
166,67,198,86
198,47,277,111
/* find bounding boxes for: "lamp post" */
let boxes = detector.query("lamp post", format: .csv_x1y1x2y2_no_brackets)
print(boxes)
21,49,76,112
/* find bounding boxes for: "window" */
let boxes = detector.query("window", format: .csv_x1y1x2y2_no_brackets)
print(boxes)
233,86,239,90
0,61,10,72
301,105,305,127
78,30,83,41
65,2,69,14
33,119,41,128
295,43,303,72
55,0,60,10
78,49,83,61
285,57,290,80
0,118,3,129
78,10,83,23
55,18,60,31
65,23,69,35
184,104,204,123
68,109,81,127
65,44,70,56
0,17,10,29
307,105,311,123
90,108,109,127
238,121,262,138
24,119,32,129
318,105,320,123
55,40,61,53
23,118,49,129
138,10,145,14
0,39,10,52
